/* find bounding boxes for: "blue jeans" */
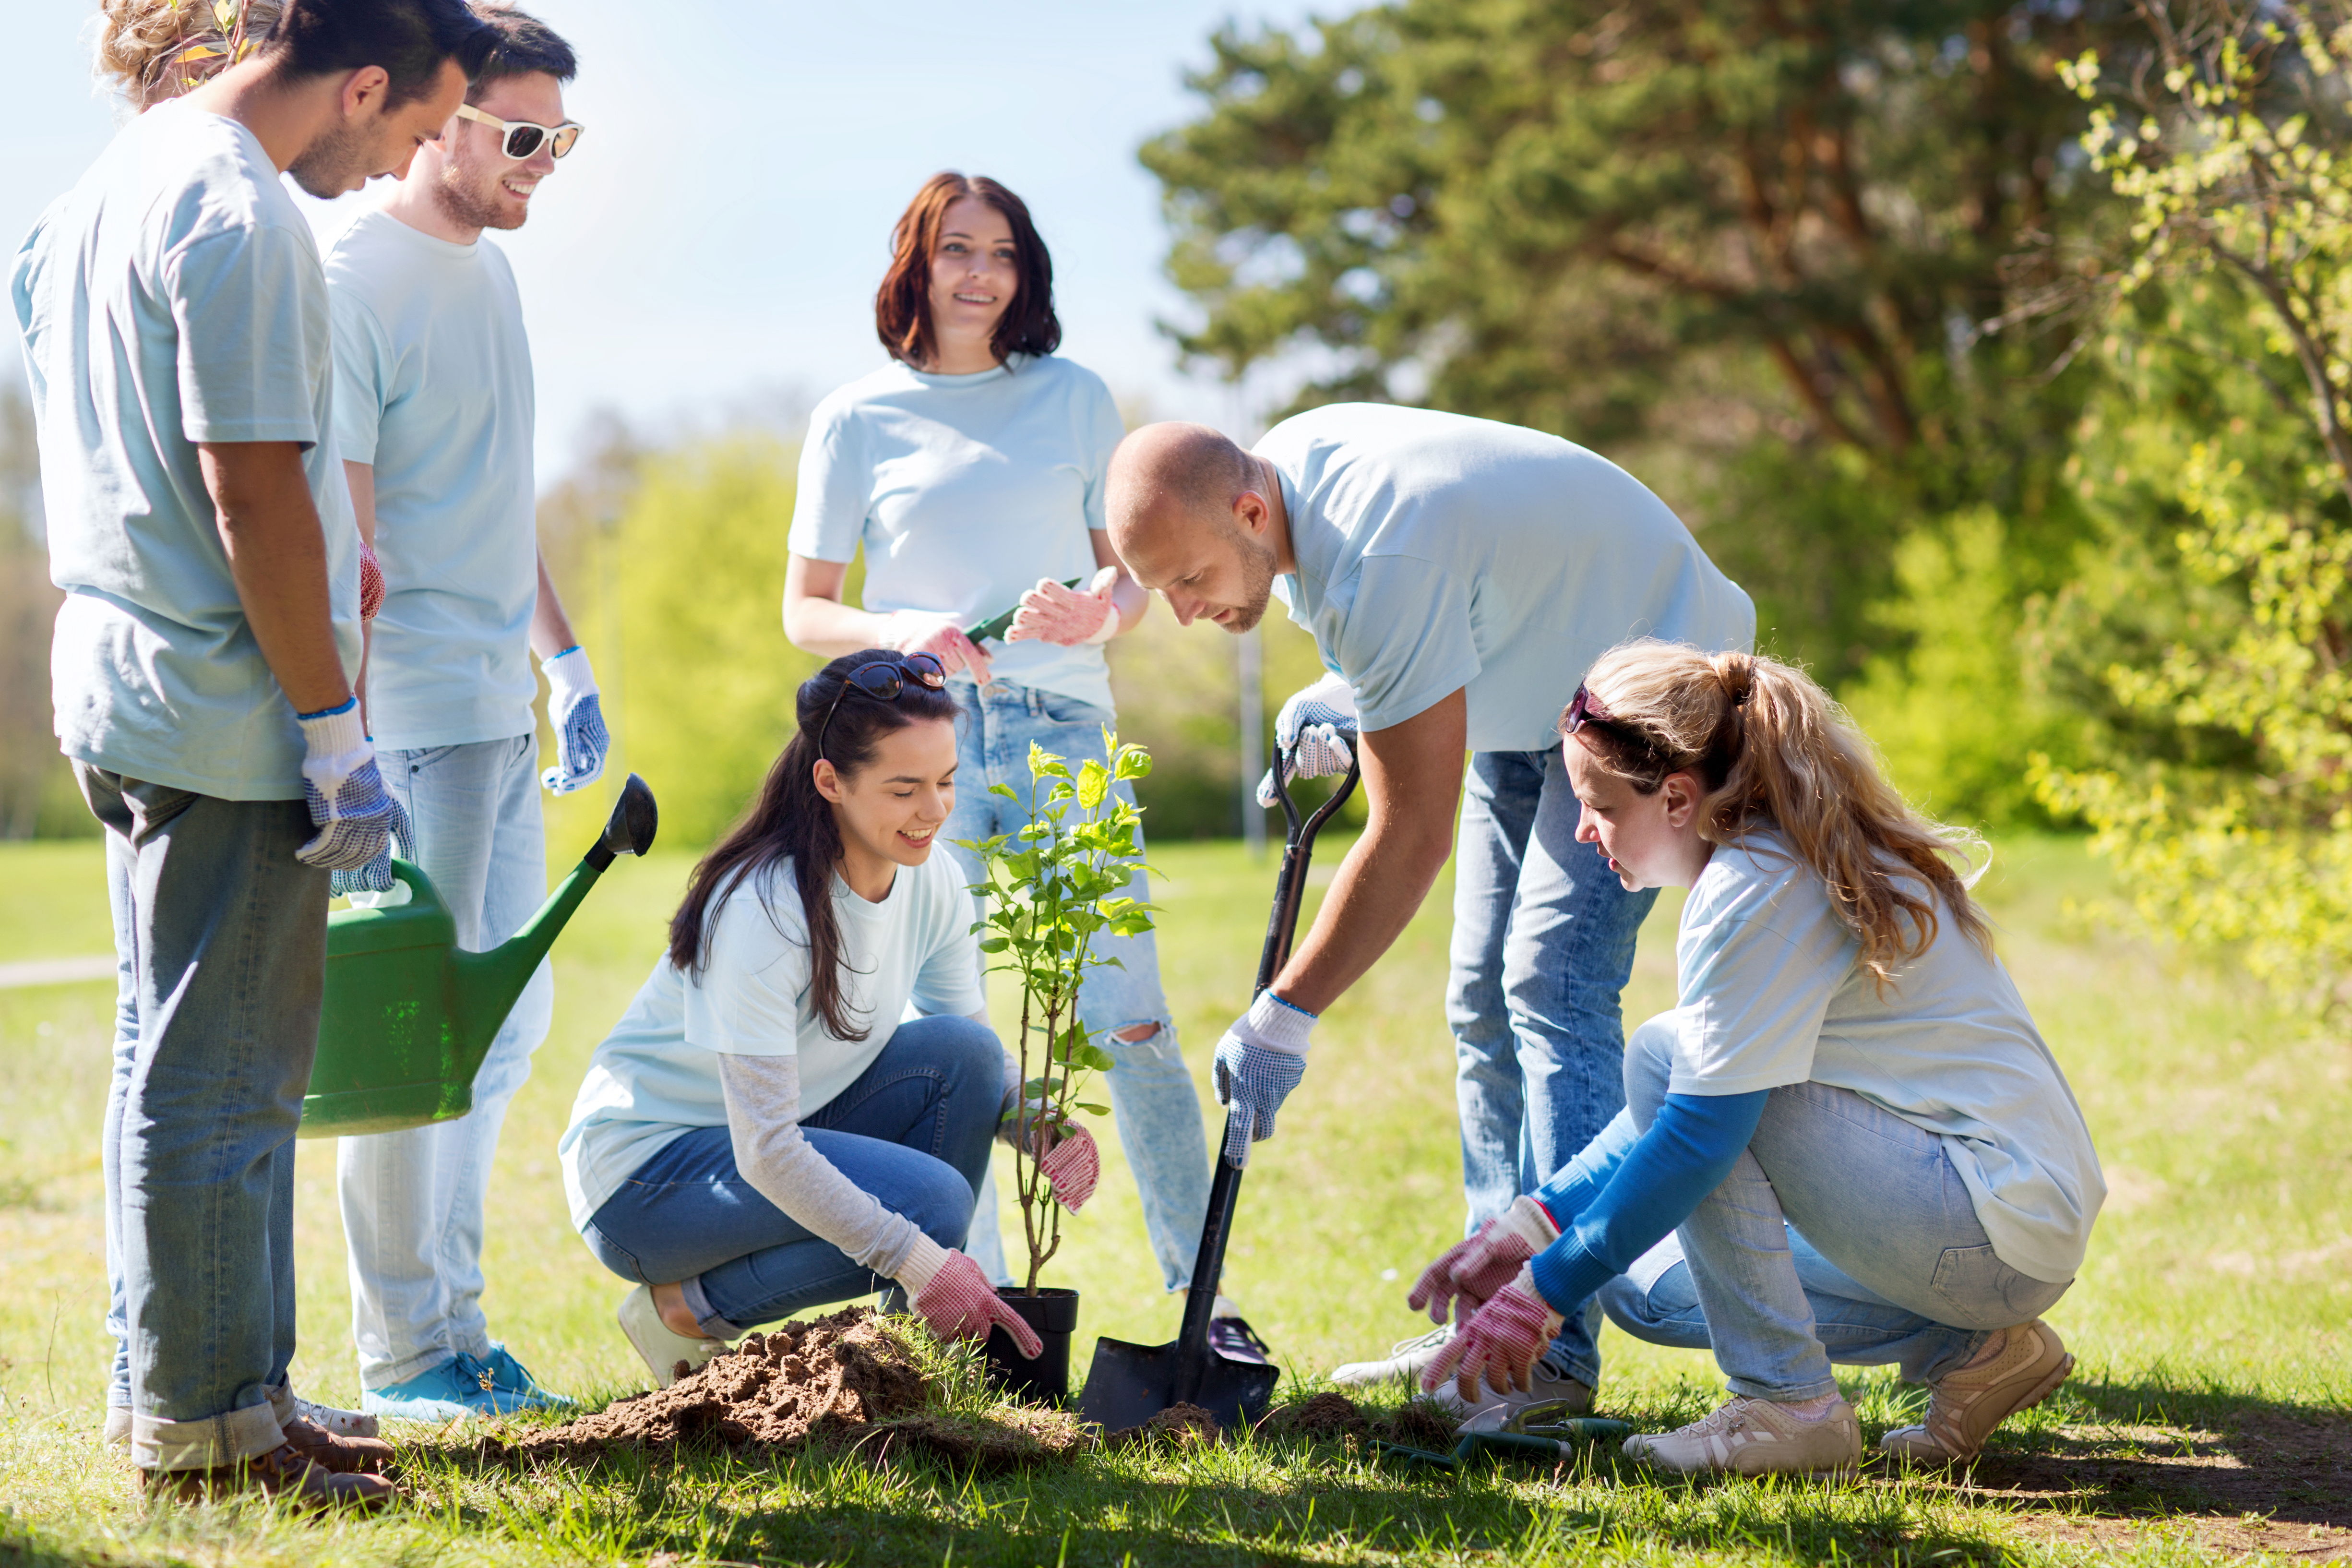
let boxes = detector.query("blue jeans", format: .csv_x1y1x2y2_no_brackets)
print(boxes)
1449,746,1656,1389
337,735,552,1388
581,1015,1002,1336
941,676,1209,1293
1597,1015,2073,1400
79,765,326,1470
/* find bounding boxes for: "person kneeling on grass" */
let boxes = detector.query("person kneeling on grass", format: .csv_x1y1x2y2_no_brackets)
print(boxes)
557,650,1097,1384
1412,640,2104,1476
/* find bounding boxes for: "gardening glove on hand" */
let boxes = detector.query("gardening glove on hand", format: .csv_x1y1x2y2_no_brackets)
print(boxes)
1254,672,1359,807
1421,1264,1565,1402
1212,991,1314,1167
885,610,992,682
1037,1122,1101,1212
1007,565,1121,646
296,699,411,875
358,539,386,621
1408,1195,1562,1325
898,1239,1044,1359
540,645,609,796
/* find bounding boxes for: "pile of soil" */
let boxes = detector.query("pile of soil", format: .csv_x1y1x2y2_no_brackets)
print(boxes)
1265,1391,1371,1441
1384,1398,1462,1450
482,1307,1087,1473
1107,1401,1222,1448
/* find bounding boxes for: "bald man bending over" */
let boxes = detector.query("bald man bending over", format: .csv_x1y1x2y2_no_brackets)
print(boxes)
1106,403,1752,1420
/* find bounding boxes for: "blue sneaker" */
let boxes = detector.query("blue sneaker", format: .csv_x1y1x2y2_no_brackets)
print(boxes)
479,1342,574,1412
362,1349,567,1421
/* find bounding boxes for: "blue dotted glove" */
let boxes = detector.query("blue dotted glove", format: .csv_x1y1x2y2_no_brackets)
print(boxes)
1211,991,1316,1167
1255,672,1359,808
295,701,412,875
541,646,609,796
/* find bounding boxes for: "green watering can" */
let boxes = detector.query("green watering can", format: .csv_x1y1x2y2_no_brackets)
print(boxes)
300,773,659,1138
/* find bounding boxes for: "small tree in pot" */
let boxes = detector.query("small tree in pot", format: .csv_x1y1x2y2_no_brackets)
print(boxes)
958,731,1155,1397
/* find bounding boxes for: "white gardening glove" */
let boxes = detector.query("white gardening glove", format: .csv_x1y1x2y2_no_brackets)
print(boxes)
296,699,411,875
541,645,609,795
1006,565,1122,646
1255,672,1360,807
1406,1195,1563,1325
1211,990,1315,1167
896,1236,1044,1358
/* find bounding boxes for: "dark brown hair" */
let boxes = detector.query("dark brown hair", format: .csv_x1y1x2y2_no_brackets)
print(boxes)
667,651,960,1042
465,1,575,103
262,0,498,108
874,172,1061,369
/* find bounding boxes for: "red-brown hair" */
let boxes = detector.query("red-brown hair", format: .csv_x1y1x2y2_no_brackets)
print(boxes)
874,172,1061,369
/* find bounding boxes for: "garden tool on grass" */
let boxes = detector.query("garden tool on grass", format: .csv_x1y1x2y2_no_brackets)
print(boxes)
299,773,658,1137
1075,748,1361,1432
1373,1422,1636,1473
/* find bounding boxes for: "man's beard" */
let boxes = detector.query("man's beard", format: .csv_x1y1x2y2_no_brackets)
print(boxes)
434,161,524,232
1222,527,1280,633
285,120,368,199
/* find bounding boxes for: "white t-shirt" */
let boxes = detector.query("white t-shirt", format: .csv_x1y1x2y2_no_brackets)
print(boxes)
328,210,538,750
1672,831,2105,1284
789,353,1123,713
11,100,360,800
1257,404,1754,752
559,850,984,1229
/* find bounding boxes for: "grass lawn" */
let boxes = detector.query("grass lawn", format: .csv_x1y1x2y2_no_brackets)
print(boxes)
0,823,2345,1565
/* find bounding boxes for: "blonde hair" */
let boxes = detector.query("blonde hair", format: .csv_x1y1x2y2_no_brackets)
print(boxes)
1569,639,1990,989
95,0,279,111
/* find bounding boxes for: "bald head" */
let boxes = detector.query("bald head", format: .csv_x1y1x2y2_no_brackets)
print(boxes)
1107,421,1287,634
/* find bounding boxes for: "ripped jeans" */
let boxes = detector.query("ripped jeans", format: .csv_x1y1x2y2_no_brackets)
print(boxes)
942,676,1209,1292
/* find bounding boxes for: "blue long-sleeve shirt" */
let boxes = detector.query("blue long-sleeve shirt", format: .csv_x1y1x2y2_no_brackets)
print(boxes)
1523,1091,1769,1317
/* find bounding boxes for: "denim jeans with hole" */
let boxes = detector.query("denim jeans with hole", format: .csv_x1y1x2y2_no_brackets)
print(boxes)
79,765,326,1470
1596,1013,2073,1400
579,1015,1003,1335
336,734,553,1389
1449,746,1658,1388
940,676,1209,1293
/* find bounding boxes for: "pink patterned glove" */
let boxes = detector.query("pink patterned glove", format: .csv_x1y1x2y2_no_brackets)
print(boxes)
1007,566,1121,646
1421,1265,1564,1402
1038,1122,1100,1212
358,540,386,621
1406,1195,1561,1325
908,1248,1044,1359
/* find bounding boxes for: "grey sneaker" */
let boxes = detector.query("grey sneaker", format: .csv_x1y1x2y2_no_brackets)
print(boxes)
1880,1319,2073,1465
1624,1395,1861,1476
1436,1361,1596,1428
1331,1323,1456,1388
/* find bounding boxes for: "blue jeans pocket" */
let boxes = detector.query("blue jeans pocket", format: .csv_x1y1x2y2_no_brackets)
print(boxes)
1929,1243,2066,1325
1037,693,1115,730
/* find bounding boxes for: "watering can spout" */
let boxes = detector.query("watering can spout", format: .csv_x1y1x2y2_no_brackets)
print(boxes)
449,774,659,1056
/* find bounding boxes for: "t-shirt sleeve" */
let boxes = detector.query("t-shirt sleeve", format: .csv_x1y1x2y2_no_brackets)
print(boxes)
1671,855,1854,1095
787,399,870,563
908,860,986,1018
680,879,811,1057
1077,371,1124,533
167,224,325,446
1334,555,1483,732
327,286,393,467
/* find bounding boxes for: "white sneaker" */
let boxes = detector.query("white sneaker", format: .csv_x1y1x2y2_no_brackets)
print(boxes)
1880,1319,2073,1465
1331,1323,1456,1387
1433,1362,1596,1428
1624,1395,1862,1476
103,1395,378,1448
618,1284,727,1388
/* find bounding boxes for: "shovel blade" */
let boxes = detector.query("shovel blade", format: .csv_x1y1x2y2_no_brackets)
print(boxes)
1076,1336,1279,1434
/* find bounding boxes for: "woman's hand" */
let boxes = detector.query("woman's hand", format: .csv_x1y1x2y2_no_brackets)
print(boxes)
1421,1265,1564,1401
883,609,992,682
1406,1195,1561,1324
902,1246,1044,1358
1007,566,1122,646
998,1113,1102,1211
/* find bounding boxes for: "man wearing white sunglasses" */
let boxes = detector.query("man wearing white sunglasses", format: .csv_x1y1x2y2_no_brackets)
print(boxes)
323,0,601,1422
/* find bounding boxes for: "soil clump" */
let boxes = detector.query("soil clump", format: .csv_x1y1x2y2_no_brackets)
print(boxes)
1108,1401,1222,1448
1266,1391,1371,1441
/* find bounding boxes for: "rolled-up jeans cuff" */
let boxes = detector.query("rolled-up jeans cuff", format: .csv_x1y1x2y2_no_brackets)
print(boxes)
131,1400,286,1472
681,1276,745,1342
1722,1371,1841,1403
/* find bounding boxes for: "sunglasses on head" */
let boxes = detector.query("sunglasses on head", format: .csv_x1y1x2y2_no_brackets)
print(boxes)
816,653,947,761
454,102,583,161
1563,683,1620,736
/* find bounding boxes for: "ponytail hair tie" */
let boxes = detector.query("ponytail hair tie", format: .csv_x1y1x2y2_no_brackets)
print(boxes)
1718,653,1756,709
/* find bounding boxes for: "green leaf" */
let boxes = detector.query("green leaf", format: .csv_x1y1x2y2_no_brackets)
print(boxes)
1074,1101,1110,1116
1075,758,1111,810
988,782,1021,801
977,936,1010,953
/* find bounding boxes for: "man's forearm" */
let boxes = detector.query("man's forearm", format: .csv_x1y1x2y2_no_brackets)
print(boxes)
204,441,350,714
531,549,579,660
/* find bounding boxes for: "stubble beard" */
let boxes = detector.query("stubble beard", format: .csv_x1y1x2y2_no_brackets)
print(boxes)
286,120,369,199
433,159,523,233
1222,528,1280,634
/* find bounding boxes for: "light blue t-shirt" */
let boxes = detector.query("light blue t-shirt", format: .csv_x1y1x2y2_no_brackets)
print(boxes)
1672,831,2105,1283
329,209,538,750
11,100,360,800
1257,404,1754,752
789,353,1123,713
559,850,984,1229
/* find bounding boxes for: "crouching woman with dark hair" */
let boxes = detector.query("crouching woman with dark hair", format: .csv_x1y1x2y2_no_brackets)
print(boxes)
559,651,1081,1383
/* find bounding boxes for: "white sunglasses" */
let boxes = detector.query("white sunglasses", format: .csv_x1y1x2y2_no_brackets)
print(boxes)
453,102,583,160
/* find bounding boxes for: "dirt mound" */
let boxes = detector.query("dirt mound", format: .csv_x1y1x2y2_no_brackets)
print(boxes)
1108,1401,1222,1448
1266,1391,1370,1440
1382,1398,1461,1450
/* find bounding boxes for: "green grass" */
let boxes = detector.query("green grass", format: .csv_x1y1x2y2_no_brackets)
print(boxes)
0,829,2345,1565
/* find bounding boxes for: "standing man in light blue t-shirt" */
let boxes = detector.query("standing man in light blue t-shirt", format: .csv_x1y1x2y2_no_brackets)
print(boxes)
11,0,492,1507
324,2,601,1423
1107,406,1754,1422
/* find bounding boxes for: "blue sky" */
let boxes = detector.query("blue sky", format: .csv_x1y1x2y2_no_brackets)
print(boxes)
3,0,1312,485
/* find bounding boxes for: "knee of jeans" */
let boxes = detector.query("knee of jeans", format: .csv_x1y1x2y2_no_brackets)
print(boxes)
1622,1011,1678,1127
904,1159,978,1251
916,1014,1003,1085
1102,1017,1180,1067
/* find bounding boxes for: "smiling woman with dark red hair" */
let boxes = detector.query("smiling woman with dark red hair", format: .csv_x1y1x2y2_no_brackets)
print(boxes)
780,171,1229,1343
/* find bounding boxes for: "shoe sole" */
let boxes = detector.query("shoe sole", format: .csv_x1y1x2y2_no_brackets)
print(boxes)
1882,1351,2076,1466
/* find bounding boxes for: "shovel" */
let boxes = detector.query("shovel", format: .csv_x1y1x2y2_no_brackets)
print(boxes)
1075,748,1361,1432
1373,1423,1635,1473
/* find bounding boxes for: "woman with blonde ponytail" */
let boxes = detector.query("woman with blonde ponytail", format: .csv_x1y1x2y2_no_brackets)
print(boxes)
1408,640,2103,1477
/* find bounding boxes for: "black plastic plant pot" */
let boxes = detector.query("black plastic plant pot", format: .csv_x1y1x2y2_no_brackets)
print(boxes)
983,1287,1080,1403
